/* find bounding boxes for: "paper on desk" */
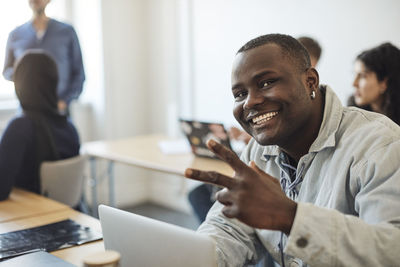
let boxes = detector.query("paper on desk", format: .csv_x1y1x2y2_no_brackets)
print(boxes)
158,139,191,154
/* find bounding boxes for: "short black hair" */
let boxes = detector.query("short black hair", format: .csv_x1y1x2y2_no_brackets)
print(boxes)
297,36,322,62
237,33,311,72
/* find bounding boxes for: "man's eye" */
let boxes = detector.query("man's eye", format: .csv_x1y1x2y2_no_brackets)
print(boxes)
234,91,247,100
260,79,276,88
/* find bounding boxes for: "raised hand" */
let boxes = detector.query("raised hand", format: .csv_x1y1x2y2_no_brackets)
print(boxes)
184,139,297,234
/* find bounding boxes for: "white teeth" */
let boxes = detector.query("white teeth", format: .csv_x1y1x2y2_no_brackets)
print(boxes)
252,112,278,124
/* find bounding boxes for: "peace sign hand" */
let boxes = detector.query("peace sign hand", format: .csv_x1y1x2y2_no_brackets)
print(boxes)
184,139,297,235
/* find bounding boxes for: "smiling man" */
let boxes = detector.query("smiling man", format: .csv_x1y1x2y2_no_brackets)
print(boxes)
184,34,400,266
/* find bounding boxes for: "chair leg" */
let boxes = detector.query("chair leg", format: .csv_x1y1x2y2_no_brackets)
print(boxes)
77,195,90,215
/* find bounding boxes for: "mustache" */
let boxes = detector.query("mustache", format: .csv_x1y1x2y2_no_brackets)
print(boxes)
247,109,259,117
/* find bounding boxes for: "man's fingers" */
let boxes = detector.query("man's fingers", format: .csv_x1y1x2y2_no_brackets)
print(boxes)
249,161,264,174
215,188,232,205
184,168,236,189
221,205,238,218
249,161,280,186
207,139,248,172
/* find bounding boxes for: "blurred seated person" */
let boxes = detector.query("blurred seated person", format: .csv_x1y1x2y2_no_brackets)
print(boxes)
0,50,80,201
188,183,219,223
297,36,322,68
348,42,400,125
228,36,322,146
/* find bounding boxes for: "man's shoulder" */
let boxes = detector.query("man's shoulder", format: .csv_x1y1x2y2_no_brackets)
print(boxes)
341,107,400,138
49,19,75,32
337,107,400,158
9,22,31,36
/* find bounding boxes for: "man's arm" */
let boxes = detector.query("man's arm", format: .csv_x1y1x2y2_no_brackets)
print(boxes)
2,32,15,81
185,139,400,266
185,139,296,265
198,201,269,266
285,142,400,266
285,203,400,266
61,27,85,104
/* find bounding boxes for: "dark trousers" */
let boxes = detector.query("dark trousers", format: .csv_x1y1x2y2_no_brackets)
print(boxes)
188,183,218,223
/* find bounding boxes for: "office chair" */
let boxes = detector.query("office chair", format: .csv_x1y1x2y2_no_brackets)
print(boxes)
40,155,89,212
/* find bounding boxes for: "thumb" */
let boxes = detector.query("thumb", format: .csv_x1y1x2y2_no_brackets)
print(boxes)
249,161,264,174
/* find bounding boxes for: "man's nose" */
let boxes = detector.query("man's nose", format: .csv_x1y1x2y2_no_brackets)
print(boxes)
243,90,264,110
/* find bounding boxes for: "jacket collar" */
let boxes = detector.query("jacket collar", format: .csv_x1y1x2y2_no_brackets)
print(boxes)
261,85,343,161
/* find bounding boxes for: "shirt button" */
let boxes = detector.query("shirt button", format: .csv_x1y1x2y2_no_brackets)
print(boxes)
296,237,308,248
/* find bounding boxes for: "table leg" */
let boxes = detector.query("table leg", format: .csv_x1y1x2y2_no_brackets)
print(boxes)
89,157,98,217
108,161,115,207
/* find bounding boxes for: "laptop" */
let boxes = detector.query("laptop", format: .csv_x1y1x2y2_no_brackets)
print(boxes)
99,205,217,267
179,119,235,159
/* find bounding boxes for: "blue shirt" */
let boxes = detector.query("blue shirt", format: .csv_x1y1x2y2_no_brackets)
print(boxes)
3,19,85,104
0,115,80,200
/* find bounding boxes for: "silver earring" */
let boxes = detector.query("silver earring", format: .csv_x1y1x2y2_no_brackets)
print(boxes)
310,90,316,99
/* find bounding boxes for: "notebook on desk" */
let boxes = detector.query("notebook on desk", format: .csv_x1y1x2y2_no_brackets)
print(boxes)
0,219,102,260
179,119,236,159
99,204,217,267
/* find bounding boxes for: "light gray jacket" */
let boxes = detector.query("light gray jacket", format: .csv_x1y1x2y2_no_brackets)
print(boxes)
198,86,400,267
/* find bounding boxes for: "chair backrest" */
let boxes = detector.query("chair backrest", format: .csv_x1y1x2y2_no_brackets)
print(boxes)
40,155,87,207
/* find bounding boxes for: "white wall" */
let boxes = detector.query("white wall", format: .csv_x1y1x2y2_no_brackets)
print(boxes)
102,0,151,139
99,0,152,207
70,0,105,142
187,0,400,125
97,0,193,209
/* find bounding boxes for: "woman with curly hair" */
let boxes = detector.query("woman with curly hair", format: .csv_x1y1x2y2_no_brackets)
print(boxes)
349,42,400,125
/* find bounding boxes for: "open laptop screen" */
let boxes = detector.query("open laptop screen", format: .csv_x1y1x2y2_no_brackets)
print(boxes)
99,205,217,267
179,119,232,159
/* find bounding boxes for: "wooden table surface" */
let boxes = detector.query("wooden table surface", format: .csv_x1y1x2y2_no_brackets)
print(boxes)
0,188,69,223
0,189,104,266
82,134,234,177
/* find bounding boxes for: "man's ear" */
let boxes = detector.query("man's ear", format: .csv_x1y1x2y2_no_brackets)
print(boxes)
305,67,319,92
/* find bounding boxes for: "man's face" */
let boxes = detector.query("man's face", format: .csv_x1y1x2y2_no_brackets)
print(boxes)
231,44,315,147
29,0,50,14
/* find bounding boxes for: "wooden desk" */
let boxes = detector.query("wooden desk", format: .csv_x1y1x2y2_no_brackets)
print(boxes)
0,189,104,266
82,134,233,215
0,188,69,223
